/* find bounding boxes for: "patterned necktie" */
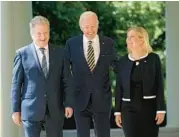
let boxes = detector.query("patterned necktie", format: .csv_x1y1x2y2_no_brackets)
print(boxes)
39,48,48,78
87,41,95,72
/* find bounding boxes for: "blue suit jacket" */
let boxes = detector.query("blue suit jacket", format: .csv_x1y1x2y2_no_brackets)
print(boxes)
11,43,70,121
65,35,118,112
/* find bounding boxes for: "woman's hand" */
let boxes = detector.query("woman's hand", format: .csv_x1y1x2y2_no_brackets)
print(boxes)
115,114,122,128
155,113,165,125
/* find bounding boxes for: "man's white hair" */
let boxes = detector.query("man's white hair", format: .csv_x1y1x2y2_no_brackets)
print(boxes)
79,11,99,28
29,15,50,34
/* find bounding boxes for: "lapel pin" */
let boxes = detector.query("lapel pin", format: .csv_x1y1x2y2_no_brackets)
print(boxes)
136,61,139,66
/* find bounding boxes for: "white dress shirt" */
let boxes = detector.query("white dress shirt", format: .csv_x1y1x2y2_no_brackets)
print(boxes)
83,35,100,65
34,43,49,71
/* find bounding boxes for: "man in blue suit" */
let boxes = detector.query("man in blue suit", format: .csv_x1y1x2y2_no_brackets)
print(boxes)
65,11,118,137
11,16,73,137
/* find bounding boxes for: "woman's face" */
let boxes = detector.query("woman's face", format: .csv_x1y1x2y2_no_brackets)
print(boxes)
126,30,144,52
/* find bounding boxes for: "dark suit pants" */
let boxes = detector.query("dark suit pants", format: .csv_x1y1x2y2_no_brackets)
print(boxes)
74,96,111,137
22,106,64,137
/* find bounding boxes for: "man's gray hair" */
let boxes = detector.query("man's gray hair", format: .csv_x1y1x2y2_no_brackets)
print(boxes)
79,11,99,28
29,16,50,34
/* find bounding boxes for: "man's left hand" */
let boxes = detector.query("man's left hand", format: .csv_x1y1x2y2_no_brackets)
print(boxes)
65,107,73,119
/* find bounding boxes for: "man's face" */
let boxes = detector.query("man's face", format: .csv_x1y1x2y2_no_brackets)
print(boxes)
31,24,50,48
80,15,98,40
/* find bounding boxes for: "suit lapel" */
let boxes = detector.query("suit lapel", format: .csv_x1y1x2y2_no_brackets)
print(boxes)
92,35,103,72
46,44,54,79
79,35,91,72
122,58,133,95
30,43,44,75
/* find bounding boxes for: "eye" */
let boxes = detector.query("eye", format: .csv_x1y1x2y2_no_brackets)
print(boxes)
36,33,41,37
127,36,134,39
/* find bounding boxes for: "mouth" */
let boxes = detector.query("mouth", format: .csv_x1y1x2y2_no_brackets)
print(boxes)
88,33,93,35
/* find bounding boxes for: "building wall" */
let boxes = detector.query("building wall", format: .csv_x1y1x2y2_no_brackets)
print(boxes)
166,1,179,127
0,2,32,137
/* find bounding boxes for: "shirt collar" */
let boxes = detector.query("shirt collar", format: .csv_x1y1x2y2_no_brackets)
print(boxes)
83,34,98,44
34,42,48,51
128,53,148,61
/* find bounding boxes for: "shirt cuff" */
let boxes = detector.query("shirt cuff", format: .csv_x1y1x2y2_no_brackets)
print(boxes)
115,111,166,115
114,112,121,115
157,111,166,114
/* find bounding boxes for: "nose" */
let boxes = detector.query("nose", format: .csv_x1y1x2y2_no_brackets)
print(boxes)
88,27,93,33
40,34,46,40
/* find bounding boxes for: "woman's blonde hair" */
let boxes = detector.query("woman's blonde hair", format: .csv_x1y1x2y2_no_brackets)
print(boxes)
127,27,153,53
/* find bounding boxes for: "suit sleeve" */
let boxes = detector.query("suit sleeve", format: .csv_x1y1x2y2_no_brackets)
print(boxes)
110,41,119,73
115,63,123,113
155,54,166,111
62,41,74,108
11,50,24,113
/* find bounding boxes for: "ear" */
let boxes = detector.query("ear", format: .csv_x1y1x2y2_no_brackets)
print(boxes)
79,24,84,32
31,34,34,40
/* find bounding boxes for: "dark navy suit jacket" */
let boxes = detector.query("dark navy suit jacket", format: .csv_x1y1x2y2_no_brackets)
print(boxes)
65,35,118,112
11,43,71,121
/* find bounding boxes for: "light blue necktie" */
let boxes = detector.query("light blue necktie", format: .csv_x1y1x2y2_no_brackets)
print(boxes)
39,48,48,78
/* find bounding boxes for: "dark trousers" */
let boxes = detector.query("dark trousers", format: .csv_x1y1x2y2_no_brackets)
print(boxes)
122,86,159,137
22,105,64,137
74,95,111,137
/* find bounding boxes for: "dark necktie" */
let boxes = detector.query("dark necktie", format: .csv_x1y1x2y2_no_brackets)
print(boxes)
87,41,95,72
39,48,48,78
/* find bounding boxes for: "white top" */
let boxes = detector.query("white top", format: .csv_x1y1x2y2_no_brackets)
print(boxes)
83,35,100,65
128,53,148,61
34,43,49,71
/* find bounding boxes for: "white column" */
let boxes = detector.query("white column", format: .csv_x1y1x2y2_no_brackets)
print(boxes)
166,1,179,127
0,1,32,137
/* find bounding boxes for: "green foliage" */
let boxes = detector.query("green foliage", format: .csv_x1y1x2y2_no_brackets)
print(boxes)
32,1,165,53
113,1,165,54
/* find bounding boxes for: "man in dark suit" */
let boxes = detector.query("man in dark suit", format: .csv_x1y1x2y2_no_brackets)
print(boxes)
65,11,118,137
11,16,73,137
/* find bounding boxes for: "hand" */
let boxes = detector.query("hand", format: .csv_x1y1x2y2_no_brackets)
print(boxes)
155,113,165,125
12,112,21,126
65,107,73,119
115,115,122,128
